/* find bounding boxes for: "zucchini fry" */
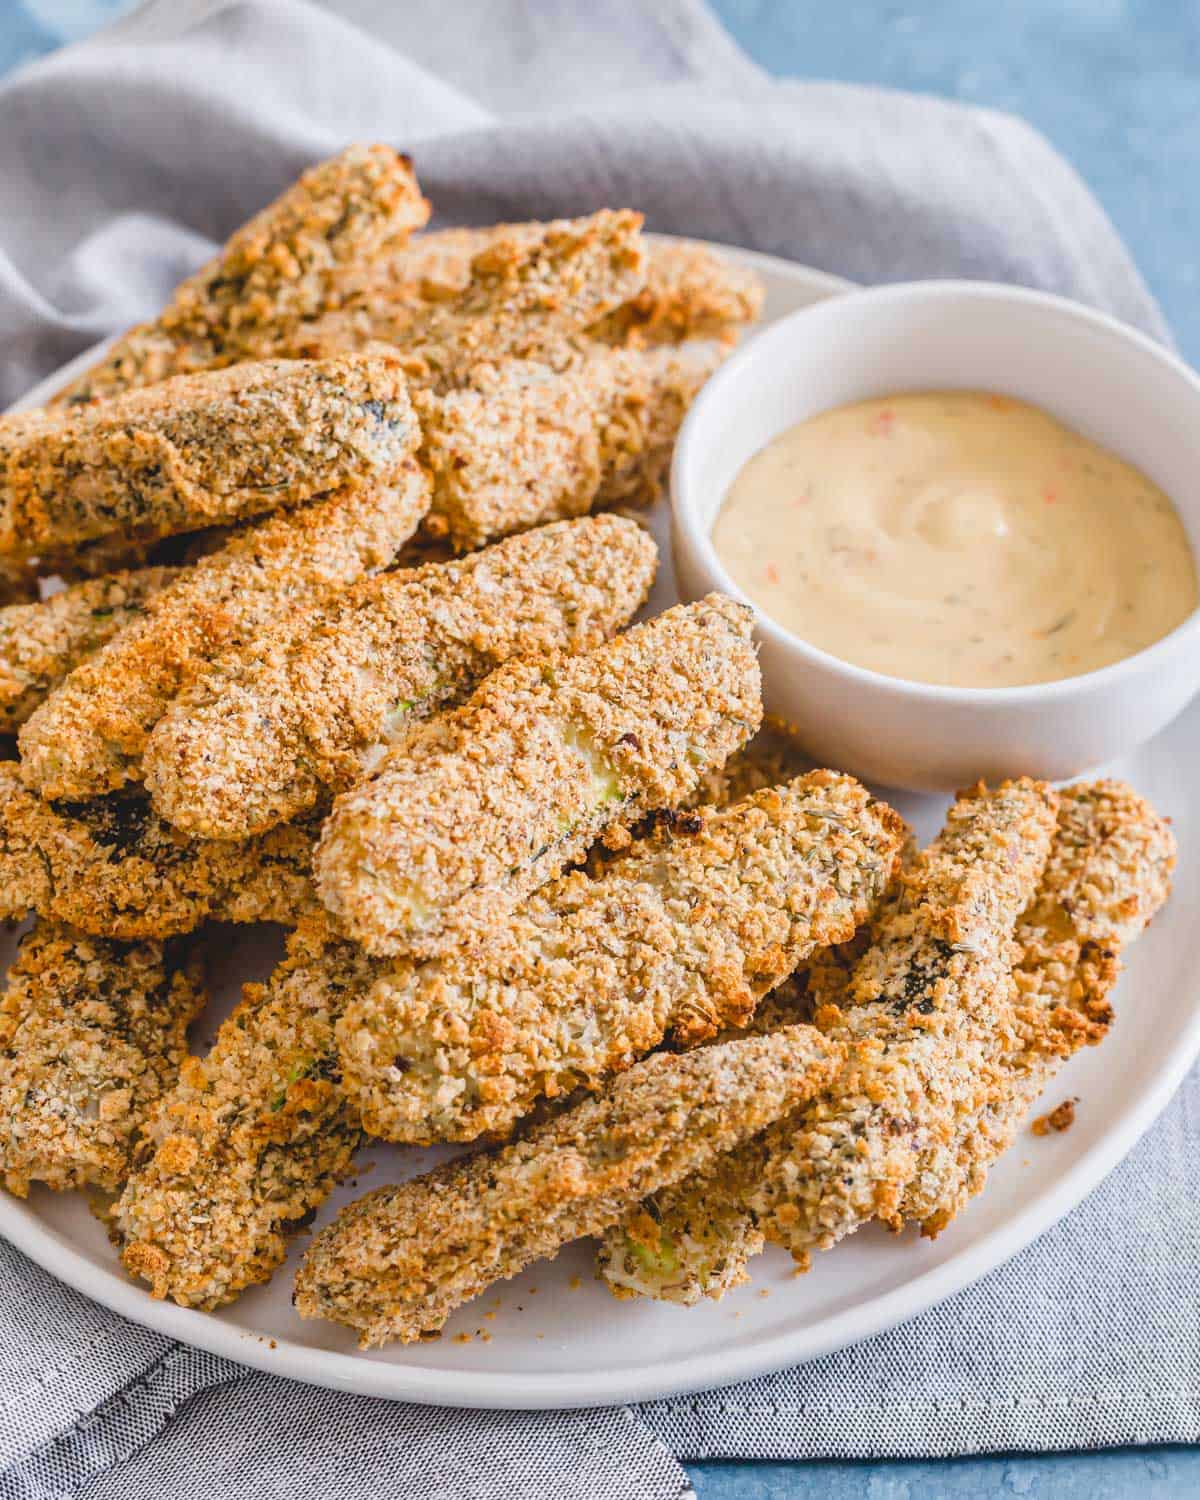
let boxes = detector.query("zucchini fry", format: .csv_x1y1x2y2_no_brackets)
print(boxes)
0,764,318,939
416,341,724,550
902,779,1174,1236
0,923,205,1197
144,514,658,839
335,769,905,1142
115,921,371,1309
294,1026,844,1348
18,459,431,800
325,227,762,350
315,594,762,957
597,778,1057,1304
0,355,416,555
0,566,180,730
54,144,430,405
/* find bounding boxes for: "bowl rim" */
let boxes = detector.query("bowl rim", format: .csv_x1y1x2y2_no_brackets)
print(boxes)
671,277,1200,706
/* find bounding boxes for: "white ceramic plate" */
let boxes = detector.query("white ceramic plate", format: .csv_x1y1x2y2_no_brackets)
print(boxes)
2,241,1197,1410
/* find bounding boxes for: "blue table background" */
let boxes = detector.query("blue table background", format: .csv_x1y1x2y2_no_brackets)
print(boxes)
4,2,1199,1496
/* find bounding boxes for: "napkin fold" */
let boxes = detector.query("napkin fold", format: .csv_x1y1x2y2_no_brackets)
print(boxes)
0,3,1194,1498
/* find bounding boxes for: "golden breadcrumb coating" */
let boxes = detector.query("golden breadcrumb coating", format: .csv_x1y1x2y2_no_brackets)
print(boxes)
0,355,416,555
18,460,431,799
296,211,645,385
902,779,1174,1236
597,778,1057,1303
0,566,179,730
335,769,905,1143
416,341,725,550
0,764,318,939
115,921,372,1310
329,227,762,350
0,923,205,1197
144,514,658,838
294,1026,844,1347
314,594,762,958
54,144,430,405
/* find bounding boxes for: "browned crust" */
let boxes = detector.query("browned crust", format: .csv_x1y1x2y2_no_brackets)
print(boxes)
143,514,658,839
0,763,319,938
0,566,180,730
294,1027,844,1347
53,144,430,405
18,461,431,799
335,769,905,1144
314,594,763,957
0,922,205,1197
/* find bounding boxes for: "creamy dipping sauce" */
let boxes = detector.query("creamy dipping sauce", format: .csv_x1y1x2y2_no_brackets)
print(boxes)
712,391,1198,687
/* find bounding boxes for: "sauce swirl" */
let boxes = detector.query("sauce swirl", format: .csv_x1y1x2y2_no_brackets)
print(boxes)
712,391,1198,687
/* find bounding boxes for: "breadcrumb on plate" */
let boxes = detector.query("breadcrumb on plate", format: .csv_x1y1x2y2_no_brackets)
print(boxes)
18,459,430,800
0,922,205,1197
314,594,762,958
294,1026,844,1347
335,768,905,1143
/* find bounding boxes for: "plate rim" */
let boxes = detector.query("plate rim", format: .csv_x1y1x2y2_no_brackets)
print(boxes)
3,239,1197,1410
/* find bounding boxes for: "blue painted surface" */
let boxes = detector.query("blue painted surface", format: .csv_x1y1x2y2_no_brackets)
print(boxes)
2,2,1196,1496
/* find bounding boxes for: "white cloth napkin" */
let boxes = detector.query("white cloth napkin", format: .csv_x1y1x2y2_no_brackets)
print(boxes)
1,3,1195,1497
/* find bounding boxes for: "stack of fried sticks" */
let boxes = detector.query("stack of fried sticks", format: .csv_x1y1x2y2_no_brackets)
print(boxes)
0,145,1175,1350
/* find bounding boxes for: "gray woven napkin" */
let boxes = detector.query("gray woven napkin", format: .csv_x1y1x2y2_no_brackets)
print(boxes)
0,2,1193,1496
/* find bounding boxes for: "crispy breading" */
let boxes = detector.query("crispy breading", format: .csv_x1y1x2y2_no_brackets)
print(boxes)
335,770,905,1143
115,921,371,1310
0,923,205,1197
314,595,763,958
54,144,429,405
296,211,645,384
597,779,1057,1304
144,515,658,839
0,764,318,938
0,567,179,729
324,227,761,349
415,341,725,550
1,356,416,556
902,780,1174,1237
18,460,431,799
294,1026,844,1347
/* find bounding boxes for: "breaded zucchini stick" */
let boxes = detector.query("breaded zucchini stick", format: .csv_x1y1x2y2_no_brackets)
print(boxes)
144,515,658,839
297,211,645,383
18,460,431,799
294,1026,844,1347
54,144,430,405
327,228,762,349
597,778,1057,1304
315,594,763,958
902,780,1174,1236
416,341,725,550
115,922,372,1309
0,764,318,938
335,770,905,1142
1,356,416,556
0,566,179,729
0,923,205,1197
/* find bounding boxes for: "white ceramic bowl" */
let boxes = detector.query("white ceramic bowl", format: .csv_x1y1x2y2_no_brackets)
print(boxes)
672,280,1200,790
